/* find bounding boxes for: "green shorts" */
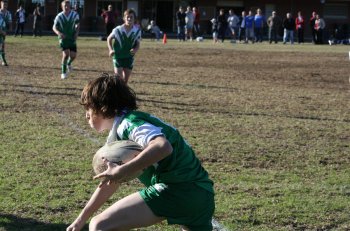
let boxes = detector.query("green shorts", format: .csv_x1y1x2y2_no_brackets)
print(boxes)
139,182,215,231
60,41,77,52
113,57,134,70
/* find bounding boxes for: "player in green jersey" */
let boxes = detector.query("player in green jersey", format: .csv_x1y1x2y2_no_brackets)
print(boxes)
53,0,80,79
66,73,215,231
0,0,12,66
107,9,141,84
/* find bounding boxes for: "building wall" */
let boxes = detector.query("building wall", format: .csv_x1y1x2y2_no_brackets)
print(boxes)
6,0,350,40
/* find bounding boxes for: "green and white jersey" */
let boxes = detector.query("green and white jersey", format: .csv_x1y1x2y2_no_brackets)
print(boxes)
0,9,12,31
107,111,214,193
110,25,141,59
53,10,79,47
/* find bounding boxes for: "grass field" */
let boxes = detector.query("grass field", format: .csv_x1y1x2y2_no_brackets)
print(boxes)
0,36,349,231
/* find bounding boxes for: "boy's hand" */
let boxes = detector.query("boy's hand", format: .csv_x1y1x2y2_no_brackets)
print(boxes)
109,50,115,57
59,33,65,39
93,158,120,187
130,48,137,56
66,218,85,231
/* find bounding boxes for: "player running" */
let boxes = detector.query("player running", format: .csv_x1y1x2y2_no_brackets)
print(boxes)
52,0,80,79
0,0,12,66
107,9,141,84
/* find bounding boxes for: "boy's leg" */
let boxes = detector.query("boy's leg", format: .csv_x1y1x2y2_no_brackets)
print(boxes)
114,67,121,75
0,42,7,66
123,68,132,84
89,192,164,231
61,50,69,77
67,50,76,72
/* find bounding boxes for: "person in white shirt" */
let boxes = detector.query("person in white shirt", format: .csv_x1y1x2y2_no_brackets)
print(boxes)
14,3,25,37
227,9,239,42
147,20,162,41
185,6,194,41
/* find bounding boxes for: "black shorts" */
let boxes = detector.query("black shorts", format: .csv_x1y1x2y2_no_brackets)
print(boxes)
60,44,77,52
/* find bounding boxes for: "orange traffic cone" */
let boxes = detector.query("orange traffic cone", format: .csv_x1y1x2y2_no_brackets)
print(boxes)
162,33,167,44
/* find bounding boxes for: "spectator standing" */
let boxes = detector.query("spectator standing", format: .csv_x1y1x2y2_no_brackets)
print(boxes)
227,9,239,42
101,5,118,38
283,13,295,44
192,6,200,37
52,0,80,79
217,9,227,43
0,0,12,66
14,3,25,37
32,4,42,37
309,11,317,44
185,6,194,41
238,10,246,43
210,18,218,43
176,6,186,41
254,8,265,43
295,11,305,43
267,11,281,44
314,14,325,44
245,10,255,43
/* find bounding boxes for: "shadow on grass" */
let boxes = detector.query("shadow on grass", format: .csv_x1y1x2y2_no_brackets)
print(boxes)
0,213,88,231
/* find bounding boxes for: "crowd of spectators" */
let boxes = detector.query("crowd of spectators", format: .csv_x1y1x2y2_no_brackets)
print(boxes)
207,8,335,45
5,3,349,46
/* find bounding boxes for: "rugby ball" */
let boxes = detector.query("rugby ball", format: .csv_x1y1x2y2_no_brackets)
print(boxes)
92,140,143,181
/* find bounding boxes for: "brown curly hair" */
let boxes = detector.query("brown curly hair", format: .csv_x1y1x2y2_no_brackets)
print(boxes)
80,73,138,118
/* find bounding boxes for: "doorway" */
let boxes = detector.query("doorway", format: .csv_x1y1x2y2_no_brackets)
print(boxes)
156,1,174,32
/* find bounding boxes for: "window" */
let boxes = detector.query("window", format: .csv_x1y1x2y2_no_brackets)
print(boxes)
32,0,45,6
22,0,45,16
71,0,85,17
97,1,122,17
324,3,348,19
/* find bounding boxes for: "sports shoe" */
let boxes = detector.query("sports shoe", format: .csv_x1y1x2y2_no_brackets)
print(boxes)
1,62,8,66
61,73,68,79
67,64,73,73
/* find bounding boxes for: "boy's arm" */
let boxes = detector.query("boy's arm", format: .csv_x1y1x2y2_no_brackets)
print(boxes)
52,21,65,39
107,34,114,57
130,40,140,55
67,182,119,231
74,22,80,40
95,136,172,186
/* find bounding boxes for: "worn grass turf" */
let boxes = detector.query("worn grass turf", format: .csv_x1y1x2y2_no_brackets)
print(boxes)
0,36,349,230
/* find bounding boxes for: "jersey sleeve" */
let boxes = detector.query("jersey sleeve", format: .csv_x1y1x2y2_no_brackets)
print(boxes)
129,122,164,148
136,28,141,41
110,27,118,38
74,11,80,24
53,14,60,29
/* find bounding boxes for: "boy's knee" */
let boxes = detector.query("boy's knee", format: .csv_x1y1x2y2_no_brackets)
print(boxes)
89,215,123,231
89,216,107,231
88,216,99,231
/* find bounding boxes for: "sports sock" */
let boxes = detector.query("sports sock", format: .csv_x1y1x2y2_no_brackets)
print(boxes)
61,61,67,73
1,52,7,64
67,58,73,66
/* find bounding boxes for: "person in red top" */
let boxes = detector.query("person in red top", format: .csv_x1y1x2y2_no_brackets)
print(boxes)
101,4,118,37
309,11,317,44
295,11,304,43
192,6,201,38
